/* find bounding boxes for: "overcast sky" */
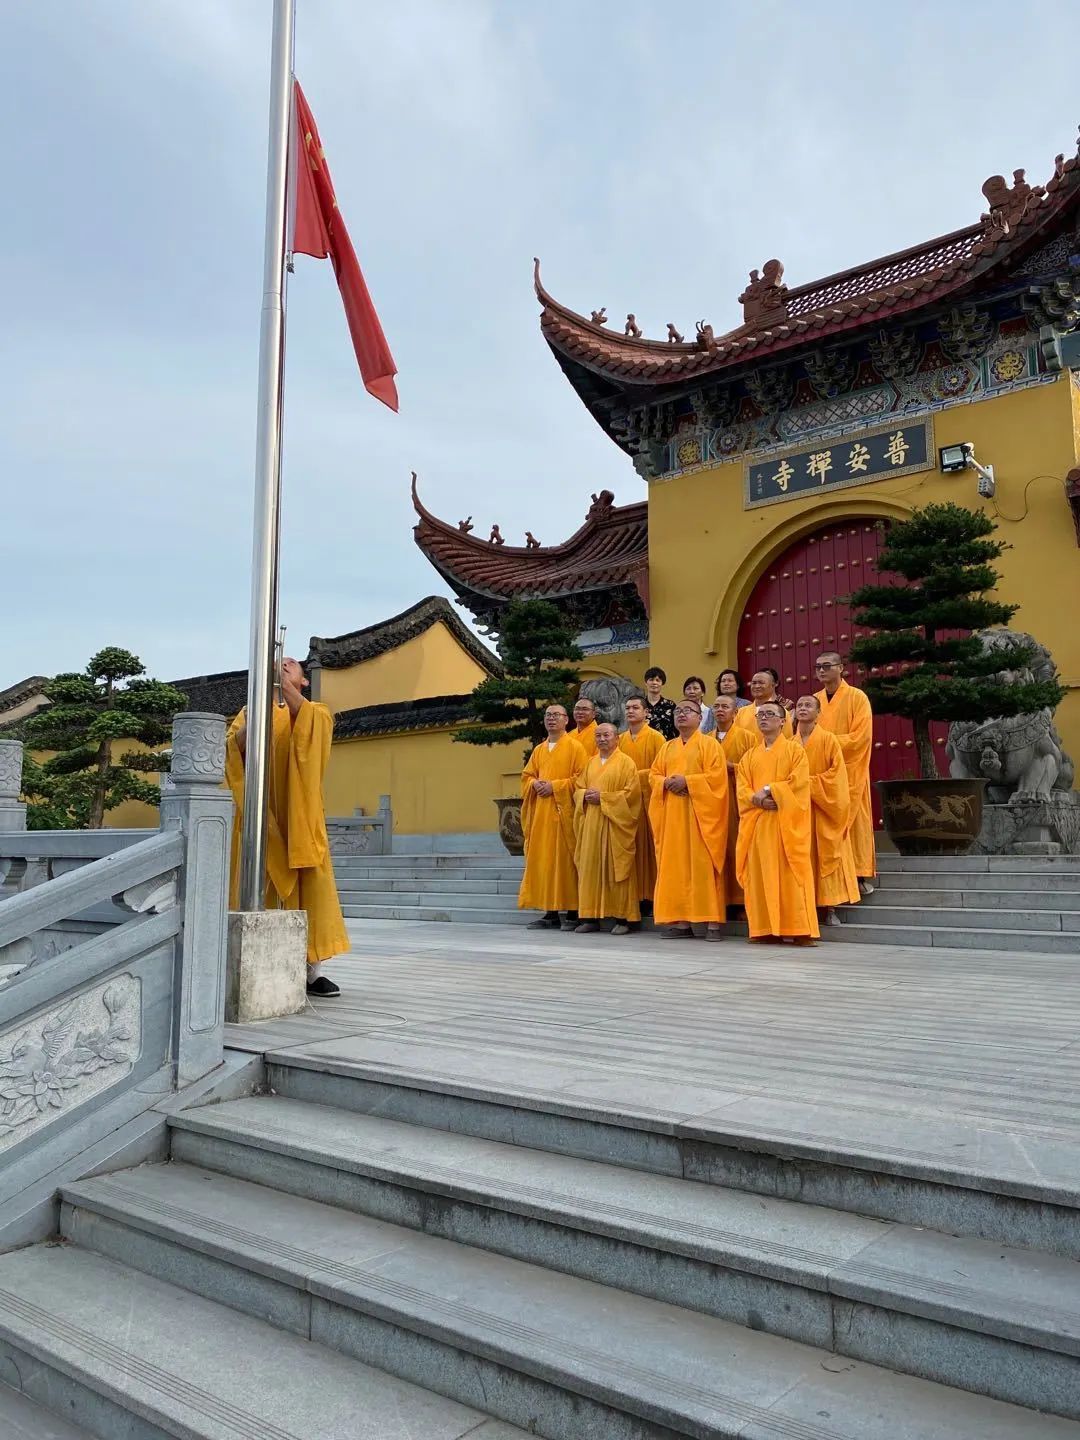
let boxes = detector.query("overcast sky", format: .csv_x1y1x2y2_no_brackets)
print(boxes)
3,1,1078,686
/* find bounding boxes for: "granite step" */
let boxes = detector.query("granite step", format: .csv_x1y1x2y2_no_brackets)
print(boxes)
260,1042,1080,1260
874,870,1080,894
157,1097,1080,1417
828,922,1080,952
866,885,1080,911
341,902,532,925
337,875,524,895
0,1243,527,1440
839,904,1068,932
57,1162,1080,1437
334,856,522,873
0,1383,98,1440
875,854,1080,873
337,888,522,910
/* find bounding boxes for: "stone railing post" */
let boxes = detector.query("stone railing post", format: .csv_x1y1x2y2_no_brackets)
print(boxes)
159,713,232,1085
0,740,27,834
376,794,392,854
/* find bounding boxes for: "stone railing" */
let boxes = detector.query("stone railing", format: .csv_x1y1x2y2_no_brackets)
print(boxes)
0,714,232,1246
326,795,392,856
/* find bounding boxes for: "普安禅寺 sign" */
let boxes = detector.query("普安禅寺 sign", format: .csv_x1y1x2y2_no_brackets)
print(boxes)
745,419,933,509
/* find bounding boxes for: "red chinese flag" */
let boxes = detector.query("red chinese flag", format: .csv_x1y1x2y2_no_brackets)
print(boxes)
291,81,398,411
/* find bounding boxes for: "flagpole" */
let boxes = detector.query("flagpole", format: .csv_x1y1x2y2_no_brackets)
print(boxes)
239,0,296,911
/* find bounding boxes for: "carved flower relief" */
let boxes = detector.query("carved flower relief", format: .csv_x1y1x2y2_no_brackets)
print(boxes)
0,976,141,1146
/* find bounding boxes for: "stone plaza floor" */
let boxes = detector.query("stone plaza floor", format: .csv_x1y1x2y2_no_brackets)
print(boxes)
227,918,1080,1197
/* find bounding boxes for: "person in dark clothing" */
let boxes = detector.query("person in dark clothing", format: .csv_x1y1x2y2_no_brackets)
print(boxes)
643,666,677,740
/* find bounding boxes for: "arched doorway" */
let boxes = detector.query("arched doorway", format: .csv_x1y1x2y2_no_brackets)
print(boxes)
735,518,947,826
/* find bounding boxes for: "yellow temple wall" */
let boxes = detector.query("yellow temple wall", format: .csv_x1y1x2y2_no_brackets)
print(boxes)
316,621,492,715
648,375,1080,762
324,728,521,833
579,648,650,687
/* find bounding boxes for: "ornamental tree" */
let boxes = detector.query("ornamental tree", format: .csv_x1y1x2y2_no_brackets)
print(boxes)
20,648,188,829
848,503,1063,779
453,599,582,757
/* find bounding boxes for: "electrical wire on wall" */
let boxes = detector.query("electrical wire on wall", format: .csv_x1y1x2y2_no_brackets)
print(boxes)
987,474,1063,524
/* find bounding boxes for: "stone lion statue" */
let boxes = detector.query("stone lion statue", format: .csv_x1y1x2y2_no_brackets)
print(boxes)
946,629,1074,802
580,676,641,732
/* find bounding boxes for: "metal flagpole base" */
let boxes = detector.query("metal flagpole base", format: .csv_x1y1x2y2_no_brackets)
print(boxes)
225,910,308,1023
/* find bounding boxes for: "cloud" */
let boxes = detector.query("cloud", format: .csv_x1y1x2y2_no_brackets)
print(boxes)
2,0,1078,688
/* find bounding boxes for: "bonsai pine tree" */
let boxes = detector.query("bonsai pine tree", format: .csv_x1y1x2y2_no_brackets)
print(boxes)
454,599,582,757
849,503,1062,779
20,647,188,829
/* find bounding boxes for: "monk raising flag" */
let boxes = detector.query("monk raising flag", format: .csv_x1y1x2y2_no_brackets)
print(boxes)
291,82,398,410
226,658,350,996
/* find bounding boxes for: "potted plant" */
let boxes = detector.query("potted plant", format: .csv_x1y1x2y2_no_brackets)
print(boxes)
849,503,1063,855
453,599,582,855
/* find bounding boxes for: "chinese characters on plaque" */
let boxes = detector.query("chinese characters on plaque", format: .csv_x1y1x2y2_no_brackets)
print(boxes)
745,420,932,509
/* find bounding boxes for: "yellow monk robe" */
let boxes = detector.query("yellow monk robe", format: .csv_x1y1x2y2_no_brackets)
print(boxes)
648,731,729,924
573,751,641,922
573,721,598,758
715,725,759,907
518,734,586,912
734,704,793,738
619,725,664,903
736,736,819,939
226,701,350,965
800,727,860,907
815,680,875,878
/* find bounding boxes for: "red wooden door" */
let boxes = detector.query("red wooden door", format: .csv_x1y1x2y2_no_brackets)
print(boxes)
735,519,948,828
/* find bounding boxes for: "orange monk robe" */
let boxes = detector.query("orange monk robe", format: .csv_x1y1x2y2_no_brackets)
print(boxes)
736,736,819,939
226,701,350,965
800,726,860,907
734,704,793,739
518,735,587,912
715,725,759,907
573,721,598,758
648,731,729,924
573,751,641,922
618,725,664,903
815,680,875,878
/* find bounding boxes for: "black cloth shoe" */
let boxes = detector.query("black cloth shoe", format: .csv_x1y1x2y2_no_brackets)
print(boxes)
307,975,341,997
527,912,561,930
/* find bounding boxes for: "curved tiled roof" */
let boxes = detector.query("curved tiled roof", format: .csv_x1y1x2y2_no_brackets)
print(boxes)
308,594,501,674
334,692,475,739
411,473,649,606
537,139,1080,389
168,670,247,719
0,676,48,716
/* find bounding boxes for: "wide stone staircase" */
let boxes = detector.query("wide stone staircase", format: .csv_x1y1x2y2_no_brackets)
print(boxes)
4,1040,1080,1436
335,847,1080,948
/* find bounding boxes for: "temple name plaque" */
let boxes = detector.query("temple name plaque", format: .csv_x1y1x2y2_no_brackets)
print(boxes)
744,418,934,509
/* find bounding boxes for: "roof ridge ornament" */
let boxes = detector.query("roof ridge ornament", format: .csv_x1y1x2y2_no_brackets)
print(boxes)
980,169,1045,238
624,313,642,338
739,259,789,324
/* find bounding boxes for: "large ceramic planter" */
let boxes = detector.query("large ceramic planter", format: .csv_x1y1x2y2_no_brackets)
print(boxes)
494,797,524,856
877,777,987,857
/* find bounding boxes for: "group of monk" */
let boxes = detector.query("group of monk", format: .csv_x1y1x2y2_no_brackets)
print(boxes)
518,653,875,946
